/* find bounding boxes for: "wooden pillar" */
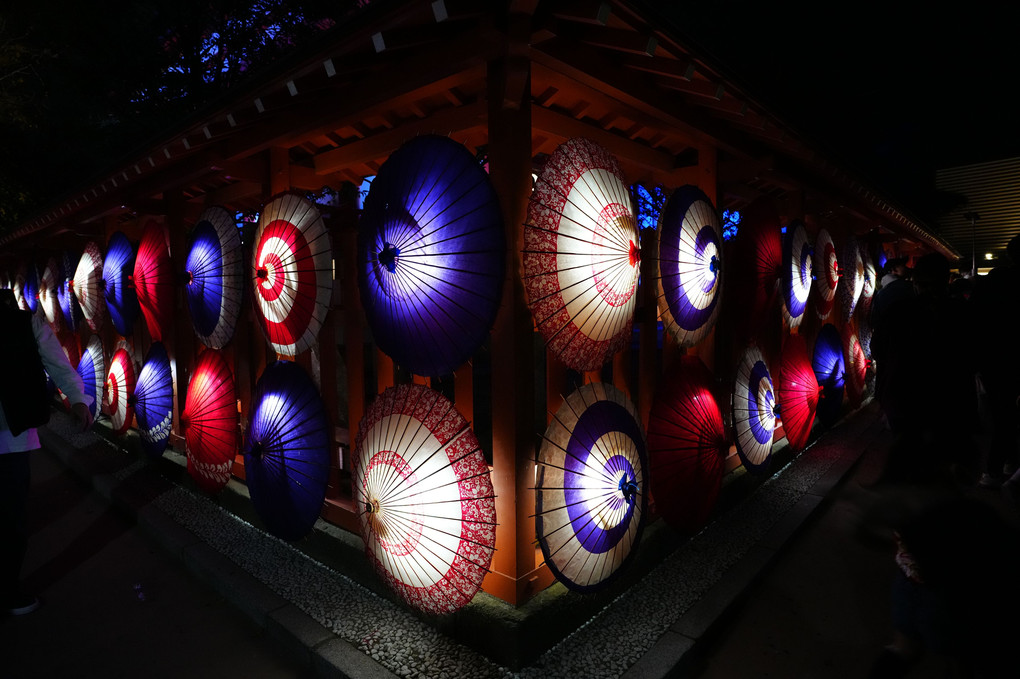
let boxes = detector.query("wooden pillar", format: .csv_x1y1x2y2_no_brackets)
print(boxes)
482,28,549,604
165,190,193,451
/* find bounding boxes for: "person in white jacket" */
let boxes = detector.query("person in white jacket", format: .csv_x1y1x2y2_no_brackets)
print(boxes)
1,289,92,616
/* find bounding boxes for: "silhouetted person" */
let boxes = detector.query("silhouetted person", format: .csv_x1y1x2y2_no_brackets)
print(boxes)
970,234,1020,488
1,288,92,616
869,253,977,484
870,258,915,432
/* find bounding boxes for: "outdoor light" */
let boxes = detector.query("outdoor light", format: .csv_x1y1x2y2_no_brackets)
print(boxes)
358,135,505,378
986,252,994,260
657,185,722,348
524,138,640,372
353,384,496,614
185,206,244,349
536,382,646,592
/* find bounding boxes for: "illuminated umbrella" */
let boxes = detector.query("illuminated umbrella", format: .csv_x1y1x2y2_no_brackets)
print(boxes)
104,347,137,435
812,229,839,319
14,262,39,313
252,193,333,357
777,334,819,451
104,231,140,336
359,135,505,377
39,258,63,331
844,329,868,408
76,336,105,420
74,241,106,332
839,237,865,322
58,251,84,332
656,185,722,348
353,383,496,614
812,323,845,427
536,382,646,591
858,249,877,320
182,349,238,493
781,220,813,330
243,361,331,541
185,206,245,349
134,221,175,341
524,138,640,372
132,342,174,457
732,345,777,473
647,356,728,534
726,198,782,340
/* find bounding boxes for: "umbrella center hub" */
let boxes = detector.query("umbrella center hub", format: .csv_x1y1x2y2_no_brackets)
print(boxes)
378,242,400,273
709,255,720,274
618,473,639,504
628,240,640,267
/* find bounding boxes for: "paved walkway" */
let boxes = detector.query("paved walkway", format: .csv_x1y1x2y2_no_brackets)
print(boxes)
3,403,1015,678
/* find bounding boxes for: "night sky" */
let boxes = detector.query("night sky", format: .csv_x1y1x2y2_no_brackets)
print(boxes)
657,3,1019,223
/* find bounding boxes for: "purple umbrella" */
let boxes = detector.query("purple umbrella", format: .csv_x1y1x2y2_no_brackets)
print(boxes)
732,345,777,473
185,206,245,349
536,382,647,591
812,323,845,427
58,250,84,332
14,262,39,313
359,135,505,377
782,220,812,330
132,342,174,457
243,360,331,541
104,231,140,336
656,185,722,348
76,336,105,421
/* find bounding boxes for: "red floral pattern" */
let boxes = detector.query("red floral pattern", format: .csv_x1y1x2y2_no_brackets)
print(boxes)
354,384,496,615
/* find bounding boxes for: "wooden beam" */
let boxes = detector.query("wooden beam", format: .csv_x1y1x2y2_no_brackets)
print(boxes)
313,100,486,175
531,105,679,172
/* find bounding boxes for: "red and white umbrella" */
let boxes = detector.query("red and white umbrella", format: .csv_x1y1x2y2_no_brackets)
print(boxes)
812,229,839,320
104,347,137,435
252,193,333,358
182,349,238,493
524,138,640,372
844,328,868,407
353,384,496,614
73,241,106,332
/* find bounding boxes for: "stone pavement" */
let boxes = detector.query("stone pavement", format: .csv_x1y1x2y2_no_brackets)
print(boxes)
3,402,1014,678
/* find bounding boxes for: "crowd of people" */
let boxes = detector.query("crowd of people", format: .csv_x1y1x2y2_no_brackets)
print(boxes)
867,239,1020,678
